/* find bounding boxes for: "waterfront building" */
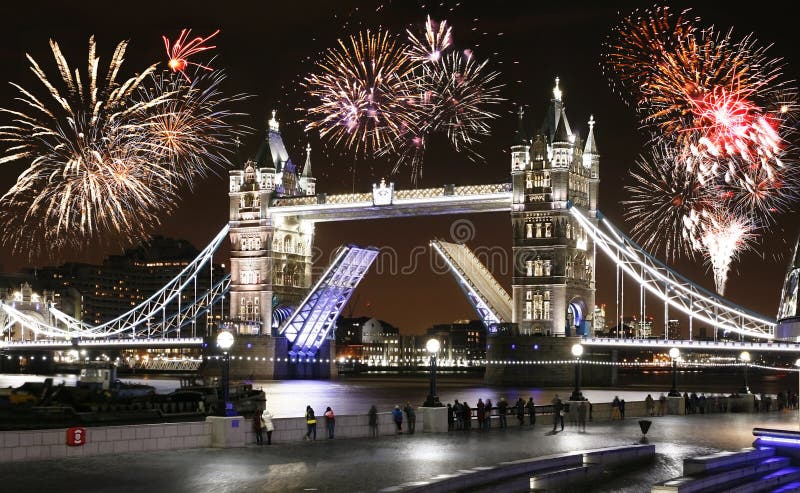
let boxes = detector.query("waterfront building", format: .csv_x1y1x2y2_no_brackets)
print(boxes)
426,320,486,366
334,317,401,365
667,319,681,340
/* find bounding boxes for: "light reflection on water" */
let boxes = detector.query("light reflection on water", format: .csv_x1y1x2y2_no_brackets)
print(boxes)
0,372,722,418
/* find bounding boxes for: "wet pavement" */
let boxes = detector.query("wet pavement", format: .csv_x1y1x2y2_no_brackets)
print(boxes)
1,411,798,492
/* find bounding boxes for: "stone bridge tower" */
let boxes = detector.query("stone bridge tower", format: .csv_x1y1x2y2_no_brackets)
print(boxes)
510,78,599,337
227,111,315,339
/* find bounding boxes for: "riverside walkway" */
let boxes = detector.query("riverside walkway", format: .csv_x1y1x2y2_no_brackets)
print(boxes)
1,411,798,492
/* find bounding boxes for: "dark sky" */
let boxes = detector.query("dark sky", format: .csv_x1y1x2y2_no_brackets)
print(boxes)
0,1,797,336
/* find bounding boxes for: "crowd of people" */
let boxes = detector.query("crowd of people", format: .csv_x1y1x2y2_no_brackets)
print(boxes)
252,389,799,445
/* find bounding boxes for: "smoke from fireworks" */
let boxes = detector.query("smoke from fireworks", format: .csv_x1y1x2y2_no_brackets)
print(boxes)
0,35,246,257
303,18,503,181
163,29,220,82
607,5,798,293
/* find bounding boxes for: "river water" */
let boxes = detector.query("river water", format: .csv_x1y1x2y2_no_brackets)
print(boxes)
2,367,795,418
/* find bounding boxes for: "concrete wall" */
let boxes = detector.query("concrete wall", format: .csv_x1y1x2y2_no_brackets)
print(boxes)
0,421,211,463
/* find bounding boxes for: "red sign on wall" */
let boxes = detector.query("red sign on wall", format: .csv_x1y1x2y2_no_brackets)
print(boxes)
66,427,86,446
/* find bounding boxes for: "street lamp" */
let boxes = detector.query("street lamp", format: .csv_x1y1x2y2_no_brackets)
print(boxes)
668,347,681,397
570,343,584,401
216,330,235,416
424,338,441,407
739,351,751,394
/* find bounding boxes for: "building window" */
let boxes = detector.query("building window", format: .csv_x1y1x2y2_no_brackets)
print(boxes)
526,223,533,239
526,175,533,189
533,293,543,319
524,301,532,320
526,290,532,300
534,258,543,276
545,221,552,238
543,172,551,187
526,260,533,277
535,223,542,238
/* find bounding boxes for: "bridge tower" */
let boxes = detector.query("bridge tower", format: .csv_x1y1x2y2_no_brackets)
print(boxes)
226,111,317,377
510,78,599,337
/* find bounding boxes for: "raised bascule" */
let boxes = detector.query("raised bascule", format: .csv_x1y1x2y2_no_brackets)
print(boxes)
2,79,798,382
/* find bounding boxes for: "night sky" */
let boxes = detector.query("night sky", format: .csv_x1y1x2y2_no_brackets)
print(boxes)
0,1,797,336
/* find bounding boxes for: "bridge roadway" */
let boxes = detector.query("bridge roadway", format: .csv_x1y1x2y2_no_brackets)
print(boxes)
269,183,512,221
0,337,204,351
0,411,796,492
582,337,800,353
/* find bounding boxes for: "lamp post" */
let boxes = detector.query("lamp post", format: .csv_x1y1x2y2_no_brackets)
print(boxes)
424,338,441,407
739,351,751,394
668,347,681,397
570,343,584,401
216,330,234,416
795,359,800,430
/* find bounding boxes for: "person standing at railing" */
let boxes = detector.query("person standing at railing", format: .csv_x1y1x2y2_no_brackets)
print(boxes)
526,397,536,426
498,397,508,429
515,397,525,427
404,402,416,434
262,406,274,445
304,405,317,441
368,405,378,437
324,406,335,439
476,399,486,431
253,409,264,445
485,399,493,430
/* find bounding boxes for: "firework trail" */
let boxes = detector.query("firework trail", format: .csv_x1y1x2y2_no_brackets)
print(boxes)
685,206,756,296
162,29,220,82
0,36,245,258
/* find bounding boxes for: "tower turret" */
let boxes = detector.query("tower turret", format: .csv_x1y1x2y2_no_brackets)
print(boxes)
299,142,316,195
511,106,530,173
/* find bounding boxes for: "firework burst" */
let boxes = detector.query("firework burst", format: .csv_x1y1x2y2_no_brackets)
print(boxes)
623,143,707,261
0,36,246,258
406,15,453,63
303,29,416,157
162,29,220,82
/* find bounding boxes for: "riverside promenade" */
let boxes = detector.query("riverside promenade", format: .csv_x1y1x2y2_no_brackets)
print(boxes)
0,411,798,492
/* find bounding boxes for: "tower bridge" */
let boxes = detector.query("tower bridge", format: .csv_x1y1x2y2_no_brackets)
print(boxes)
2,79,797,382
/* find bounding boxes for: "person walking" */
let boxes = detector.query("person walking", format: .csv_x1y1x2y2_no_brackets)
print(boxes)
404,402,416,434
516,398,525,426
263,406,274,445
392,404,404,434
526,397,536,426
324,406,335,439
368,405,378,437
304,405,317,441
552,395,564,432
476,399,486,431
498,397,508,429
253,408,265,445
485,399,493,430
577,400,587,432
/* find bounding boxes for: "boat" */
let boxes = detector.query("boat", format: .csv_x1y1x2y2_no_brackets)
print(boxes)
176,375,266,417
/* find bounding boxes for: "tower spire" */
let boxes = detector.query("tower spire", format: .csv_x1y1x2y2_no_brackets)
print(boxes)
584,115,598,155
553,77,562,101
302,142,312,177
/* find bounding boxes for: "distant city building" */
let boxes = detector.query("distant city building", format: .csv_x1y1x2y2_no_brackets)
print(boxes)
667,319,681,339
426,319,486,366
593,304,606,335
621,315,654,339
24,236,218,334
335,317,400,365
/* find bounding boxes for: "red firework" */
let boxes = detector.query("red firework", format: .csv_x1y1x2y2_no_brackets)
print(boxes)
162,29,220,81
